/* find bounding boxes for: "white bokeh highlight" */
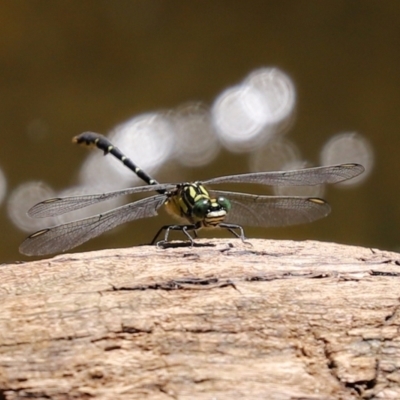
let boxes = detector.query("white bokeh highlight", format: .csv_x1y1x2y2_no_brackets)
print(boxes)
246,67,296,126
8,181,57,232
213,68,296,153
212,84,270,152
171,103,220,167
320,132,373,186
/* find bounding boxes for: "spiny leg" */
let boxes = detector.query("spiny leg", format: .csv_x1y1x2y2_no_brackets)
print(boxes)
219,223,251,245
151,224,198,247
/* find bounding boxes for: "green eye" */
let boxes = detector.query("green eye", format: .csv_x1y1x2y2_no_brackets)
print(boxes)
217,197,231,211
193,199,210,218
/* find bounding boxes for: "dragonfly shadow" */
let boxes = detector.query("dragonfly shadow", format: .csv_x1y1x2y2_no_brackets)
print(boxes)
153,241,217,249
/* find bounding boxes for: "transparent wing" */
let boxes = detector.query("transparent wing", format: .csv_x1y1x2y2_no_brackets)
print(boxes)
28,183,174,217
205,163,364,186
209,190,331,228
20,194,167,256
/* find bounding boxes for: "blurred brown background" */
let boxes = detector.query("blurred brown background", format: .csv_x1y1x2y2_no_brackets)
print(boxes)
1,0,398,262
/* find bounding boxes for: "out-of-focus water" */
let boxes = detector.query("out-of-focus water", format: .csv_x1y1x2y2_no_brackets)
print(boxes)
1,1,397,262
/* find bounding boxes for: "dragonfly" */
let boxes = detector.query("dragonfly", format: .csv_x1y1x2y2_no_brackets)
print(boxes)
19,132,364,256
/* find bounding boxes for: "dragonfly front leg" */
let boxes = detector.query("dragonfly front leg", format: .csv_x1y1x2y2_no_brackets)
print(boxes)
151,224,198,247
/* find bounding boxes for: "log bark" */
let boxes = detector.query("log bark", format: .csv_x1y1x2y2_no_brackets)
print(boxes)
0,239,399,400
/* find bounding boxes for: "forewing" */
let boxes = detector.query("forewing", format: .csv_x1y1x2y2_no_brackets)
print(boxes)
20,194,167,256
28,183,174,217
209,190,331,228
205,163,364,186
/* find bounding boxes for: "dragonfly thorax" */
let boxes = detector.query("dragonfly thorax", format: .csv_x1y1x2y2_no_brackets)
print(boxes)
165,182,231,227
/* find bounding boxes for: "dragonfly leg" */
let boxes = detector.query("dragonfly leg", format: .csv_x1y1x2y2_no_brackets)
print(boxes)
219,223,251,245
151,224,197,247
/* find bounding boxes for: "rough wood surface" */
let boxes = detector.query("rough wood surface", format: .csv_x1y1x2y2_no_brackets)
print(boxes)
0,239,399,400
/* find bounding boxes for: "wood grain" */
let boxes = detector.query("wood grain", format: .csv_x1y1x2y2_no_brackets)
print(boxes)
1,239,399,399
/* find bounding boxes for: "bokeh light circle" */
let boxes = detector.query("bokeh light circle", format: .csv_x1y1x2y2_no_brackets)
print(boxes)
320,132,373,186
212,84,271,152
245,67,296,126
8,181,57,232
171,103,220,167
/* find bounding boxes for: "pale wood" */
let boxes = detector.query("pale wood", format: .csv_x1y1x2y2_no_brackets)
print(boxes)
1,239,400,400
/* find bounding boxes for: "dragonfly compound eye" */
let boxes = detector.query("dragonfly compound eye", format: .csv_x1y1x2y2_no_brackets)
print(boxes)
217,197,231,212
193,199,211,218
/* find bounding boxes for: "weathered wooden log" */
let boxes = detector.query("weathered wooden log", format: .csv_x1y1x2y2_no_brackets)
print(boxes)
1,239,399,399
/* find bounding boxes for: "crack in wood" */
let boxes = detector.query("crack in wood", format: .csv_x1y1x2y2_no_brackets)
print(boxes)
370,270,400,277
110,277,237,291
245,271,332,281
344,378,377,396
107,269,396,293
384,303,400,323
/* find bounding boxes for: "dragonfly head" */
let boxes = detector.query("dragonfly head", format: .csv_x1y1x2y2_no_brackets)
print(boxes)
192,196,231,227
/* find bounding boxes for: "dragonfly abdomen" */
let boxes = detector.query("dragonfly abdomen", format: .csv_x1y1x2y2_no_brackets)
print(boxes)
73,132,161,189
